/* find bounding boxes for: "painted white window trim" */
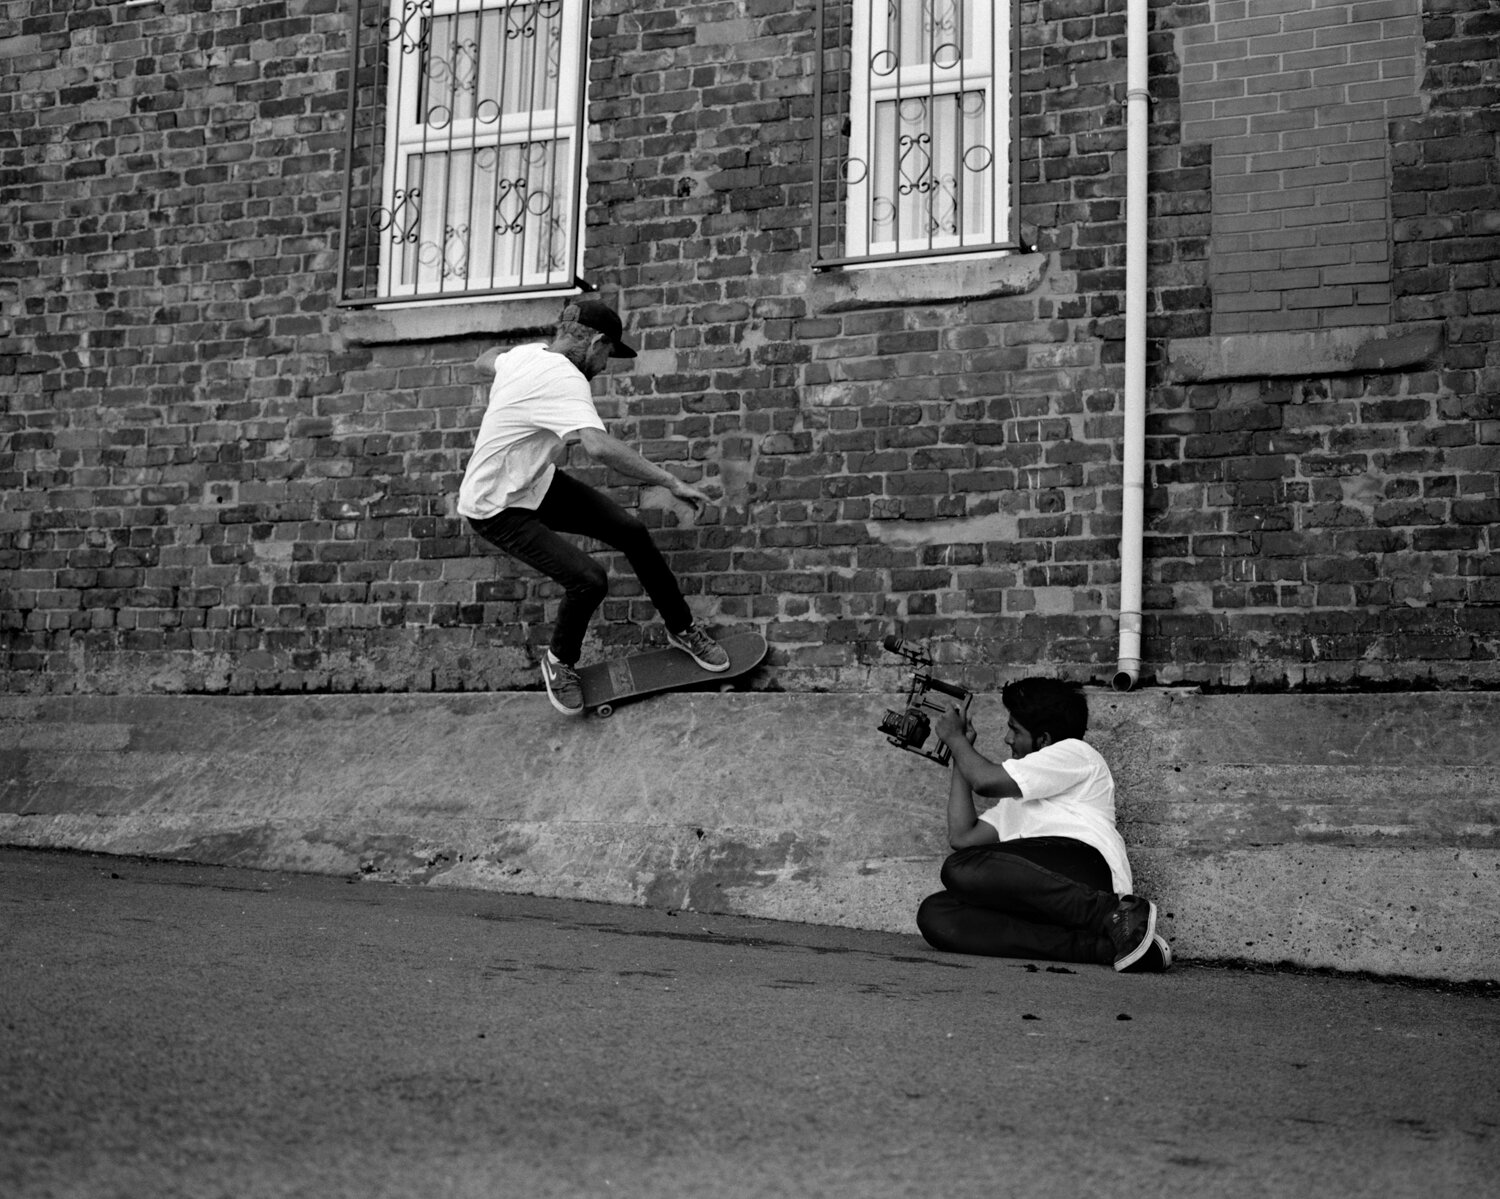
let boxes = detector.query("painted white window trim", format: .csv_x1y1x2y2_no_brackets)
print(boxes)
377,0,586,299
845,0,1012,260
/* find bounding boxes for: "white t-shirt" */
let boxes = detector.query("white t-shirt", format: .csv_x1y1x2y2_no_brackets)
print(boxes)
457,343,606,519
977,738,1133,895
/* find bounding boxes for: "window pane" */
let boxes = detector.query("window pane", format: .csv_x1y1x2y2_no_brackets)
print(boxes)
394,141,572,290
884,0,971,72
870,89,992,246
484,138,572,281
416,3,564,129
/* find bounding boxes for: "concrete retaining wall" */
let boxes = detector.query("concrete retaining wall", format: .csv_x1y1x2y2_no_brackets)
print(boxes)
2,690,1495,982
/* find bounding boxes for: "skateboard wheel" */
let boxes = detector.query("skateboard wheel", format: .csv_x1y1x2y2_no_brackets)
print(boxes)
595,703,614,718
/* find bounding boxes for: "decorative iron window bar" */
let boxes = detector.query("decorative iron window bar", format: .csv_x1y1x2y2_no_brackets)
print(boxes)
338,0,590,307
813,0,1023,269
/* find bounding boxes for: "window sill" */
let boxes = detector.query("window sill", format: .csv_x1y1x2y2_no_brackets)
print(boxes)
339,295,568,346
1162,323,1445,383
808,251,1048,313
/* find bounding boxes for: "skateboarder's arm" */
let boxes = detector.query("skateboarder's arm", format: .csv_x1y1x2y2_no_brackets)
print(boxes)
575,427,712,509
475,347,503,376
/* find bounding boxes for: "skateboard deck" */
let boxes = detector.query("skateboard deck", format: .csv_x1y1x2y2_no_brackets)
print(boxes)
577,632,767,717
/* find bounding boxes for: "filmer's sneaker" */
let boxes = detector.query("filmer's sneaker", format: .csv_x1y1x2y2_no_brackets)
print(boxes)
540,652,584,716
1120,932,1173,974
667,623,730,672
1106,895,1158,972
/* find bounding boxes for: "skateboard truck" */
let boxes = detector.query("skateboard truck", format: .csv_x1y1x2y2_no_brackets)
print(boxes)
878,635,972,767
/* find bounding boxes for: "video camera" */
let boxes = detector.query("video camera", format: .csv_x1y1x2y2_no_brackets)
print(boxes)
877,635,972,767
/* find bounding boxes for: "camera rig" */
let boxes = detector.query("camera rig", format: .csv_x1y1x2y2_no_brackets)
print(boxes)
877,635,972,766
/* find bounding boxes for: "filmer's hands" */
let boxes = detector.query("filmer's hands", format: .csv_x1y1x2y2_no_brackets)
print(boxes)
933,701,974,747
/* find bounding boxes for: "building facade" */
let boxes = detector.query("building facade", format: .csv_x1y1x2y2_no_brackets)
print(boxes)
2,0,1497,696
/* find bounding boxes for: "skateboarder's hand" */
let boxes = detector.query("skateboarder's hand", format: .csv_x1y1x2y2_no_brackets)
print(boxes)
669,480,714,511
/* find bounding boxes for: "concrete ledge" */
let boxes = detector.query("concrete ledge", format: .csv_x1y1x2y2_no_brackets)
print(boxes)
1163,323,1446,382
809,252,1048,312
340,295,563,346
2,691,1496,982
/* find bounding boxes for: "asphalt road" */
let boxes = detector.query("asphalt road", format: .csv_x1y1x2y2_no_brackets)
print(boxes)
2,848,1497,1199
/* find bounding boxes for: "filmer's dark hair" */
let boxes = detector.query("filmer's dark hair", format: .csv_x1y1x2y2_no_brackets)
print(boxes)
1000,678,1088,744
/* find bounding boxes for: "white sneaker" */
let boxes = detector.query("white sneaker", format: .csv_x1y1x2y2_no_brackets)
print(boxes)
1107,895,1158,972
1120,933,1173,973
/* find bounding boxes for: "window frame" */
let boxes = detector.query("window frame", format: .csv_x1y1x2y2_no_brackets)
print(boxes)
813,0,1023,270
338,0,591,308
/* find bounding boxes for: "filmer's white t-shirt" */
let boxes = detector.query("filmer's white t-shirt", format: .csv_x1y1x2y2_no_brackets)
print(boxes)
978,738,1134,895
457,344,606,519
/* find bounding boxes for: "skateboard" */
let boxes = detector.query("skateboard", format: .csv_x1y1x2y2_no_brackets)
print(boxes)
577,632,768,718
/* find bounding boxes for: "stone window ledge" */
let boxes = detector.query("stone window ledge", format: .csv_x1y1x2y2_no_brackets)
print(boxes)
1163,323,1445,383
808,252,1049,313
339,254,1051,344
339,295,568,347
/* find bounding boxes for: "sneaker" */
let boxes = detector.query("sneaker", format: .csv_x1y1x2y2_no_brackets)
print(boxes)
1106,895,1158,972
666,623,730,673
1120,933,1173,974
540,651,584,716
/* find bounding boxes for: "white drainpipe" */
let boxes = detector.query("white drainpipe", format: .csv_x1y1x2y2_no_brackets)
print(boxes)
1114,0,1149,692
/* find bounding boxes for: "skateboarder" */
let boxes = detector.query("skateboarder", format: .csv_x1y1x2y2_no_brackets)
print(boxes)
459,297,729,716
916,678,1171,972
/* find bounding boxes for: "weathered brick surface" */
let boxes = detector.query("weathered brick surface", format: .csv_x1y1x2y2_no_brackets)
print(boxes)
1181,0,1425,334
1,0,1496,696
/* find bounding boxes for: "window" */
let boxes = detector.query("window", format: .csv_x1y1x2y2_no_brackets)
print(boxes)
339,0,589,305
815,0,1019,268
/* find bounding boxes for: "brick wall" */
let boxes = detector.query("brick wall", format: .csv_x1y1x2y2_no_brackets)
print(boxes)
1180,0,1425,334
1,0,1496,696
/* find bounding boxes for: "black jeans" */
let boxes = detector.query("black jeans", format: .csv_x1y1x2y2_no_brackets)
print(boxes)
468,470,693,665
916,838,1119,965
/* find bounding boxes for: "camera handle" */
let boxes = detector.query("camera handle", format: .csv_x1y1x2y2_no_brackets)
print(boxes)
921,674,969,702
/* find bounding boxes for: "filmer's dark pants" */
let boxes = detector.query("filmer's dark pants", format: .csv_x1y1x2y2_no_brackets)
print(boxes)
468,470,693,665
917,837,1119,965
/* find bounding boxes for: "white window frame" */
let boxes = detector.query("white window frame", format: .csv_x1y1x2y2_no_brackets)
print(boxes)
377,0,586,299
845,0,1012,261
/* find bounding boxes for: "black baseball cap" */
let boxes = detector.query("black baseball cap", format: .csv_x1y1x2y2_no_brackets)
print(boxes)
567,297,637,359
